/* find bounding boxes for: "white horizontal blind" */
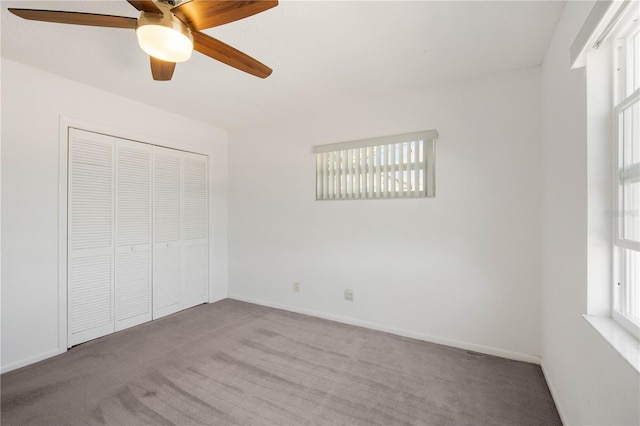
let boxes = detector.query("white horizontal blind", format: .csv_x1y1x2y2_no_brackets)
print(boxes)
314,130,438,200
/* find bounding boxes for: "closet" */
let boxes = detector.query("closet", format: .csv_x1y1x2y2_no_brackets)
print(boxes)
67,128,208,346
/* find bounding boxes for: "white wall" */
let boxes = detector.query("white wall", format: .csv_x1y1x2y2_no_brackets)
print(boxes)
4,4,637,421
228,67,543,361
540,2,640,425
1,59,229,372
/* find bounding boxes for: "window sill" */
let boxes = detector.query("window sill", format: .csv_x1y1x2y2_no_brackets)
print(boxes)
584,315,640,374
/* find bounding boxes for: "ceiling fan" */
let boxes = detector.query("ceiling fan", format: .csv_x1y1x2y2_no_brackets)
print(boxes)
8,0,278,81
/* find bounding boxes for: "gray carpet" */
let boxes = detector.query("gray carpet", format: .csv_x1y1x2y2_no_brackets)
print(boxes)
1,299,561,425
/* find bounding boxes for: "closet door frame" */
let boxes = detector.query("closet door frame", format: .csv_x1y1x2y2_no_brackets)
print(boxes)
58,117,213,351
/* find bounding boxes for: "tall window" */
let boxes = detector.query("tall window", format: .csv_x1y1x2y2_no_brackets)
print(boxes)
313,130,438,200
612,6,640,338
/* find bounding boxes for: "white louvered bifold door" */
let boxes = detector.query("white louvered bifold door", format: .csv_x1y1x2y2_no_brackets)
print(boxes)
68,129,115,346
182,152,208,309
115,139,152,331
152,146,183,319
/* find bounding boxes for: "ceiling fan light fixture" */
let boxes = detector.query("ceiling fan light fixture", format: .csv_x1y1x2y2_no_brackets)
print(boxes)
10,0,277,80
136,10,193,63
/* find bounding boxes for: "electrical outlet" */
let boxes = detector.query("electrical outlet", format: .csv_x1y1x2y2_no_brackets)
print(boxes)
344,289,354,301
293,282,300,292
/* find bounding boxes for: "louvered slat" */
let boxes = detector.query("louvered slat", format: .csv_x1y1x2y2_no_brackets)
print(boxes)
154,151,182,243
115,140,152,330
117,144,151,246
153,245,182,312
68,130,210,337
153,146,183,319
68,129,115,346
183,156,208,240
183,242,207,309
183,152,208,307
69,254,112,334
116,250,150,321
71,162,112,250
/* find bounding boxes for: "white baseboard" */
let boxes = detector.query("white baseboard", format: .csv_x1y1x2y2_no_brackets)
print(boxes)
540,359,568,425
208,295,227,304
1,348,65,374
228,294,541,365
1,297,542,375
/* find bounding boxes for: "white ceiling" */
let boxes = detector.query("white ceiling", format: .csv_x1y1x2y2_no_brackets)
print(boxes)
1,0,565,130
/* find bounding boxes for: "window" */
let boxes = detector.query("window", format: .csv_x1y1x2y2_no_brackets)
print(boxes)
313,130,438,200
612,6,640,338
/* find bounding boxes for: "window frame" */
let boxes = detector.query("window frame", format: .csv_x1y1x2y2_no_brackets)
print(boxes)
611,7,640,339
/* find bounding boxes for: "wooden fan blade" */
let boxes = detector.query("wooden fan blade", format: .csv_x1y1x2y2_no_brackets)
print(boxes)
8,9,137,29
172,0,278,30
150,57,176,81
192,31,272,78
127,0,162,14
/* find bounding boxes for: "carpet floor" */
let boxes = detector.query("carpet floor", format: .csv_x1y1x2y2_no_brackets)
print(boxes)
1,299,561,425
